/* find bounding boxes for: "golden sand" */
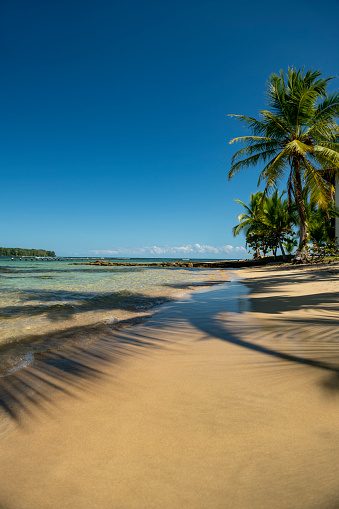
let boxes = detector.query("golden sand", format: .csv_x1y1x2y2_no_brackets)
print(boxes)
1,264,339,509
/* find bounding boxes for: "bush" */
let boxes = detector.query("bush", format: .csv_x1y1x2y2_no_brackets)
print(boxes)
309,240,339,261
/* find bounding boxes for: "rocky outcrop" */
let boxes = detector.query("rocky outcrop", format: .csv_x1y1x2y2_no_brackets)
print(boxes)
71,257,289,269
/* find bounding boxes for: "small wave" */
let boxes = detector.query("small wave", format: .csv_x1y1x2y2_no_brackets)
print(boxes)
107,315,118,324
0,352,35,378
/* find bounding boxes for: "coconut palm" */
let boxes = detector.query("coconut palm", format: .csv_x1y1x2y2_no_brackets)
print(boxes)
232,192,265,258
305,197,339,244
233,190,298,260
283,238,298,255
232,191,264,237
228,67,339,261
261,190,298,261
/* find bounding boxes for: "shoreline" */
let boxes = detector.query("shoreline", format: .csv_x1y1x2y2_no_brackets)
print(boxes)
0,267,230,378
1,264,339,508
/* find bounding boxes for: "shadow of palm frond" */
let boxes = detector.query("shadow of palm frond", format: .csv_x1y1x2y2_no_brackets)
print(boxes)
0,289,173,322
166,281,339,387
0,314,165,422
198,309,339,373
250,292,339,315
321,371,339,393
243,264,339,296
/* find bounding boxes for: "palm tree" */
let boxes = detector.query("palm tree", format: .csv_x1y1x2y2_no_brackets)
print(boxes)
233,190,298,261
283,238,298,255
232,192,267,258
232,191,264,237
261,190,298,261
304,197,339,245
228,67,339,261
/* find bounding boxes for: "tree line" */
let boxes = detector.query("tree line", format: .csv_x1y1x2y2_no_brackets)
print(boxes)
228,67,339,263
0,247,56,257
233,190,338,261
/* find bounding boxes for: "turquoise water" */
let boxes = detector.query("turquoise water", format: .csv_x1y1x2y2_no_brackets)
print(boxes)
0,258,227,376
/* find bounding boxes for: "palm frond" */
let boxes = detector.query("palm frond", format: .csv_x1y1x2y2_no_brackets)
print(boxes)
228,148,279,180
313,91,339,122
266,71,291,122
229,136,274,145
259,110,292,137
301,157,331,208
230,140,280,163
232,219,251,237
294,88,320,130
257,147,290,188
233,199,250,215
227,115,269,136
318,141,339,151
306,121,339,141
312,145,339,169
283,139,313,157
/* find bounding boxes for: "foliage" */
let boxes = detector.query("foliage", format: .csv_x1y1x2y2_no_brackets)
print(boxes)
309,239,339,261
282,237,298,255
261,189,298,260
232,192,264,237
233,190,298,260
228,67,339,255
0,247,56,257
307,200,339,244
245,225,278,258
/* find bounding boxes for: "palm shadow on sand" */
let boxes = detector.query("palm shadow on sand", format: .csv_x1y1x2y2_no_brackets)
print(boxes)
1,270,339,423
177,275,339,395
0,315,168,422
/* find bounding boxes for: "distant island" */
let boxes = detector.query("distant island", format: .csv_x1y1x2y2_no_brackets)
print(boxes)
0,247,56,257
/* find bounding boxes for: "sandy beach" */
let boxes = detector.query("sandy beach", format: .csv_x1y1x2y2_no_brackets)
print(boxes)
1,264,339,509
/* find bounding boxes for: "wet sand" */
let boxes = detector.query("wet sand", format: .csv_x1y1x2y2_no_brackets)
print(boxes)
1,264,339,508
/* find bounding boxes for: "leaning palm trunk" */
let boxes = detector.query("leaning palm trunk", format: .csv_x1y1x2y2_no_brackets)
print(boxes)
292,162,310,261
228,67,339,263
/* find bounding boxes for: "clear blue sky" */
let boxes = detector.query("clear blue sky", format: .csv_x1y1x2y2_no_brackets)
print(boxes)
1,0,338,257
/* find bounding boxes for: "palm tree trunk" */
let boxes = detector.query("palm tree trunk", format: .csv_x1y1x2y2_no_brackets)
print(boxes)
278,238,287,262
292,162,310,263
293,168,307,246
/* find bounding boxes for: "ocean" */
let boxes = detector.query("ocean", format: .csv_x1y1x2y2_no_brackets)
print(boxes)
0,257,228,377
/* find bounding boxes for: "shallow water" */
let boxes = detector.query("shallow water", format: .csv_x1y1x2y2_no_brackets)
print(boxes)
0,259,227,376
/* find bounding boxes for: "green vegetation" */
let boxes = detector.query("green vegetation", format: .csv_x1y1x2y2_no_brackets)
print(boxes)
233,190,339,262
228,67,339,262
0,247,56,257
233,191,298,261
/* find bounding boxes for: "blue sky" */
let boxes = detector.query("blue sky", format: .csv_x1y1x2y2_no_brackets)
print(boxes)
1,0,338,258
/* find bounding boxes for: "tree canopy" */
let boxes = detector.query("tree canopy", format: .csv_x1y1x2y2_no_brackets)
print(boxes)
233,190,297,261
0,247,56,257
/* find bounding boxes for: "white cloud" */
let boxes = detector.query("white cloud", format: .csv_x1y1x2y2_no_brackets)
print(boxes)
90,249,119,255
89,244,247,258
